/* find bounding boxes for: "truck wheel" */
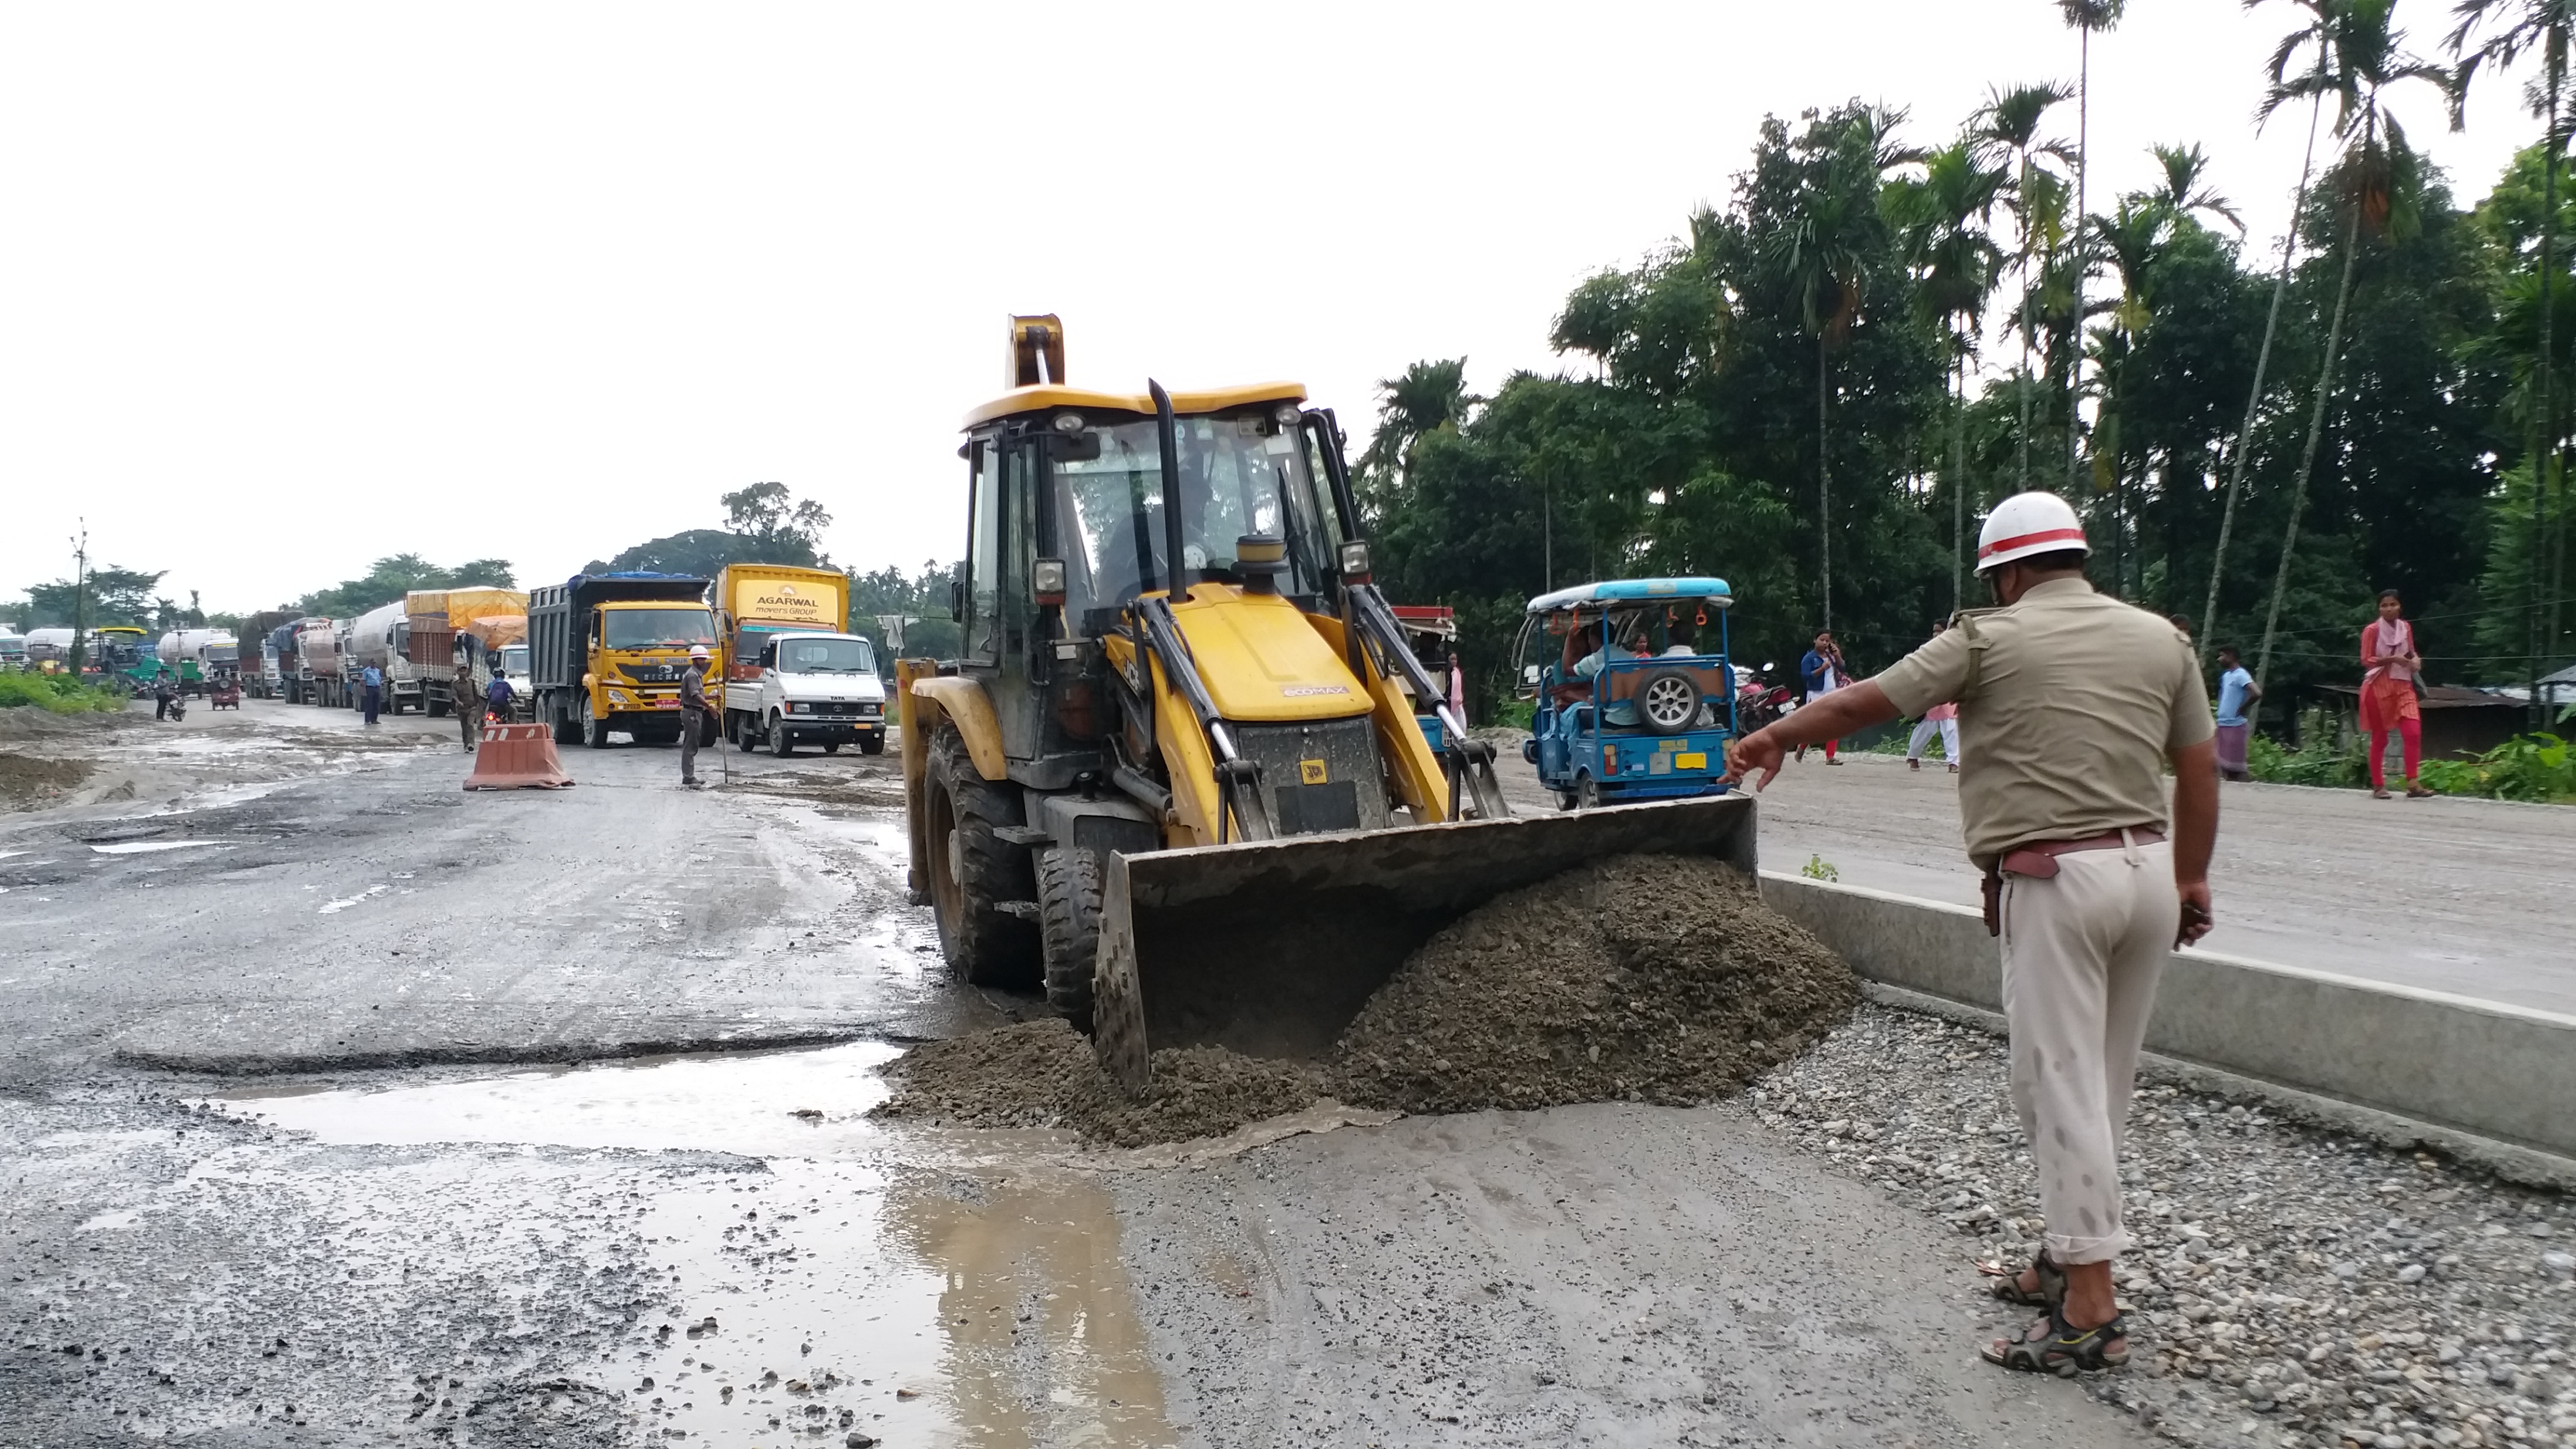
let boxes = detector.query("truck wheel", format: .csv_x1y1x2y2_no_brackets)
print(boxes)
551,700,580,746
924,726,1039,987
581,694,611,749
859,736,886,756
1635,668,1703,736
428,697,448,718
768,713,794,757
1038,846,1102,1033
822,741,840,754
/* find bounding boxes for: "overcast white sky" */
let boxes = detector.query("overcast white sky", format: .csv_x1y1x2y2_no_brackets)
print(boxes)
0,1,2541,617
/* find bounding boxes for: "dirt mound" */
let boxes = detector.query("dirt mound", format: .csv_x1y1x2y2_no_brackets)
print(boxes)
870,1019,1320,1148
0,753,94,809
873,855,1857,1145
1332,855,1857,1114
0,707,124,742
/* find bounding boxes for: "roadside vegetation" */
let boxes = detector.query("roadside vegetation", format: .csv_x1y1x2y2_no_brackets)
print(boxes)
0,672,126,714
2246,704,2575,800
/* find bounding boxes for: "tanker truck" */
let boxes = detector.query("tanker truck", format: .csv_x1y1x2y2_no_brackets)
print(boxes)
157,629,239,695
528,572,716,747
296,619,345,708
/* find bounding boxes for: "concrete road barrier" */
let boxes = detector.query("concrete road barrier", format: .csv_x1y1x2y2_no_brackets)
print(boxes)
1759,872,2576,1176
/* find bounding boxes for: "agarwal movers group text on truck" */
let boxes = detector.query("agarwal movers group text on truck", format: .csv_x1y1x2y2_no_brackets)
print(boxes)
528,572,717,748
712,564,887,756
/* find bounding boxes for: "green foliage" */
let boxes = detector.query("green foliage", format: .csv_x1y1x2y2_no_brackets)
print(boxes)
0,671,125,713
846,560,962,667
1798,853,1841,882
296,556,515,620
719,482,833,567
22,567,166,629
584,530,768,579
2244,719,2369,789
2419,730,2576,801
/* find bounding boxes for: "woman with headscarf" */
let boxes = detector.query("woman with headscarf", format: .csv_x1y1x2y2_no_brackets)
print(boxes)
2358,590,2430,800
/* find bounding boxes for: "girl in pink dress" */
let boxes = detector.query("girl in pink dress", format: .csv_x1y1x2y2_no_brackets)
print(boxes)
2358,590,2429,799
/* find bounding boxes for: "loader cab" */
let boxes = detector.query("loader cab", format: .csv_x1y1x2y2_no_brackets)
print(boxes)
954,382,1360,774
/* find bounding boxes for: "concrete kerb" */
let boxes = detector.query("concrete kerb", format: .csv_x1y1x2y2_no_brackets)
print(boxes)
1757,872,2576,1190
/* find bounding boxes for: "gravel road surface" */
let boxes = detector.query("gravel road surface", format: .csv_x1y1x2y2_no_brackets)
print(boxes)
1494,744,2576,1015
3,699,2563,1447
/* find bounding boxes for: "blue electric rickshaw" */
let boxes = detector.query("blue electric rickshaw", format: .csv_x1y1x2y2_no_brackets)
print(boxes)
1513,577,1739,809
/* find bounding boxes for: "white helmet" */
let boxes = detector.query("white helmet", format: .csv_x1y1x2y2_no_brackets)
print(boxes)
1976,491,2091,573
689,645,711,661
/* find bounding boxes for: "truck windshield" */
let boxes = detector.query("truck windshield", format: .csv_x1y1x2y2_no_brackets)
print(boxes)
775,637,875,674
500,645,529,675
1050,412,1338,612
603,609,716,648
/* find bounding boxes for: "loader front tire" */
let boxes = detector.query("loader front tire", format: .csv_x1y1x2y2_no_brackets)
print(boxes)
1037,846,1102,1033
924,727,1039,988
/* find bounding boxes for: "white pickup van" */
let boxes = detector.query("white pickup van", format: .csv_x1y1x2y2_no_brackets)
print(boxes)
724,631,887,756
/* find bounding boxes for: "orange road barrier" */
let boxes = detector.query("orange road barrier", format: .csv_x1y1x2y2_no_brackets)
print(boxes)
462,719,575,790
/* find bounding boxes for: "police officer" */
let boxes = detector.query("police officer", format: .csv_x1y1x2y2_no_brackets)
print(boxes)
452,662,480,751
1724,491,2218,1376
678,645,716,788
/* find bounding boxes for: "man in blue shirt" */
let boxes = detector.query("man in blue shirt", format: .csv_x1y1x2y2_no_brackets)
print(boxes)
361,663,384,726
2213,646,2259,782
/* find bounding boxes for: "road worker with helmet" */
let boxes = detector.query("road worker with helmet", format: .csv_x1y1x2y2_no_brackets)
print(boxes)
1725,491,2219,1376
679,645,716,789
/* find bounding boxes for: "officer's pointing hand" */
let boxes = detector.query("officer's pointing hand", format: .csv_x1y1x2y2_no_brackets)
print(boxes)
1722,730,1785,792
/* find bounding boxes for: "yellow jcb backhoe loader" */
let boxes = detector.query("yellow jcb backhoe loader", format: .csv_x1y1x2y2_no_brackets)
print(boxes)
899,316,1756,1090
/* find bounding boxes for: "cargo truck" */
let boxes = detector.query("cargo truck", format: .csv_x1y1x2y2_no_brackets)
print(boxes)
296,619,344,707
400,588,527,716
528,572,717,748
708,564,884,754
239,612,302,698
456,613,531,720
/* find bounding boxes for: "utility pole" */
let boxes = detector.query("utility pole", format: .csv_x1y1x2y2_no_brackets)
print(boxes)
68,520,89,676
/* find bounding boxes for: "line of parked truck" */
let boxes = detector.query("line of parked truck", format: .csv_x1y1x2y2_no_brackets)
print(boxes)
12,564,893,753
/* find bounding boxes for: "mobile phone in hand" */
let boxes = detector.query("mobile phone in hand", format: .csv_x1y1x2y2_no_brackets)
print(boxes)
2176,901,2212,948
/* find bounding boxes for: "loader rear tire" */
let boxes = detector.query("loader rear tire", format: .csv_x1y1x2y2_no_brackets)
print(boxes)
1037,846,1102,1033
924,726,1039,988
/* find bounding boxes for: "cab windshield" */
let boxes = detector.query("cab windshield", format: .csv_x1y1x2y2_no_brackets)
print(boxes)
775,637,875,674
1050,412,1341,613
603,608,716,649
500,645,529,675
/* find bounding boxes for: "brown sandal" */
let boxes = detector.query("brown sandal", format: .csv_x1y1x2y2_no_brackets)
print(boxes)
1976,1252,2065,1309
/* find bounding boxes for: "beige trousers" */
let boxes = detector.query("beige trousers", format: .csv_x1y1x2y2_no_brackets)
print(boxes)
1999,836,2174,1265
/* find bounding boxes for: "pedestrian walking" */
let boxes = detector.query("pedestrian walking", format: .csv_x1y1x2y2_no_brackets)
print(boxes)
2213,645,2259,783
1794,631,1847,764
679,645,717,788
361,663,383,726
153,673,174,721
452,664,481,751
1723,491,2219,1377
2359,590,2430,800
1905,622,1962,774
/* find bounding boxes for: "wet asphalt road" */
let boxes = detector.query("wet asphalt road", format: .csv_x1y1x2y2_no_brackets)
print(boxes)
2,702,2167,1447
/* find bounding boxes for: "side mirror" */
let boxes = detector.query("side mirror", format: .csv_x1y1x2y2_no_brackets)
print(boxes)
949,578,965,622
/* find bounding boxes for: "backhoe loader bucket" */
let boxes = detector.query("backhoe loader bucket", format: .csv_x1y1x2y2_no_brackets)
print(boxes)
1089,793,1757,1091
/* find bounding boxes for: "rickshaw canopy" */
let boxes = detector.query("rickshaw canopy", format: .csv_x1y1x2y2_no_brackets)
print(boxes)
1526,577,1732,614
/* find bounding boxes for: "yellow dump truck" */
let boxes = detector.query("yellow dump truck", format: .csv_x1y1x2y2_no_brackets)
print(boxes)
528,572,719,748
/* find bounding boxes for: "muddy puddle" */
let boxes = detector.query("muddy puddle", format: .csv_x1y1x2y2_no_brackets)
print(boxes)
211,1044,1181,1447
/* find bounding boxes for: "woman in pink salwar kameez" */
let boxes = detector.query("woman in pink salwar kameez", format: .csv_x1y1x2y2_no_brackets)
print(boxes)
2359,590,2430,800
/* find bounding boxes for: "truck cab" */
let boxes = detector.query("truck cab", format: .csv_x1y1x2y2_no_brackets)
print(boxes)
528,574,718,748
728,631,886,756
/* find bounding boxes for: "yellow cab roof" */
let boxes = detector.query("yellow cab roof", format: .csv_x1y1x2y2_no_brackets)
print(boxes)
962,381,1306,430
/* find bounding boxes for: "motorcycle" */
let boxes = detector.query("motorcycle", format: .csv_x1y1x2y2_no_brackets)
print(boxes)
1733,662,1793,732
164,693,187,723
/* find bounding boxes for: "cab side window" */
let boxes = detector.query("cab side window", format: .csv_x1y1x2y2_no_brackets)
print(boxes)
965,440,1003,662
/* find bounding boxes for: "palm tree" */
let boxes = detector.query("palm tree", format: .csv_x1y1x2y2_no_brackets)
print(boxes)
1361,358,1476,486
2253,0,2454,690
1971,83,2078,491
2201,18,2337,666
2061,1,2130,499
1890,140,2009,612
2084,195,2176,598
2452,0,2575,714
2147,143,2248,231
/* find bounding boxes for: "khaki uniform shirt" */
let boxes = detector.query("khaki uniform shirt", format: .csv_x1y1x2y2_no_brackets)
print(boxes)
1874,577,2214,868
451,672,479,713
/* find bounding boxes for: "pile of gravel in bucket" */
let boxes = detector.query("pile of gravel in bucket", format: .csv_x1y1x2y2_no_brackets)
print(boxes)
872,854,1858,1145
1331,854,1858,1114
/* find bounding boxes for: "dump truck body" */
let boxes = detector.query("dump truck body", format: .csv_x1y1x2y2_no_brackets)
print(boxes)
528,573,716,747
